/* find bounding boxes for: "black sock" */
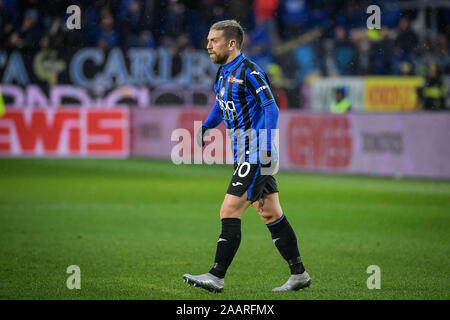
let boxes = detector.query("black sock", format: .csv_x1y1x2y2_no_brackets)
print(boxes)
209,218,241,279
267,214,305,274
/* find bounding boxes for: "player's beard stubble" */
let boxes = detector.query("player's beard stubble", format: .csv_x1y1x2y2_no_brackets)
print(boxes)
209,51,229,65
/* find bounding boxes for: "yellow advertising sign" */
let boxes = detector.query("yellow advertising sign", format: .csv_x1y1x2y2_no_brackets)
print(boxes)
364,77,424,111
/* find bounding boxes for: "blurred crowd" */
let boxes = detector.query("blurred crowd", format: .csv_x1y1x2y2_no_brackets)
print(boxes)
1,0,450,86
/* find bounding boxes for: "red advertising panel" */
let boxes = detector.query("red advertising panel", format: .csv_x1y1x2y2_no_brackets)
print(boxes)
0,109,129,157
287,114,352,170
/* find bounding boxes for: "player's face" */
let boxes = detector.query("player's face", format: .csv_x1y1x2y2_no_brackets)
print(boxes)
206,29,229,65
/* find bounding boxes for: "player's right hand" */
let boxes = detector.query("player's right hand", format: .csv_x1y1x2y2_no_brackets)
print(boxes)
196,125,209,147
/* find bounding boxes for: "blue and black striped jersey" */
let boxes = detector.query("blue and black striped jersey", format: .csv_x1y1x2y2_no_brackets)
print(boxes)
212,53,277,163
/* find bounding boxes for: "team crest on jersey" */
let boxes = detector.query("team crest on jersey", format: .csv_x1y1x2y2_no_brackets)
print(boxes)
229,75,244,84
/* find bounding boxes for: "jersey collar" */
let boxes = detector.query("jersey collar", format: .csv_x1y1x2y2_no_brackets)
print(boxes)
221,53,245,74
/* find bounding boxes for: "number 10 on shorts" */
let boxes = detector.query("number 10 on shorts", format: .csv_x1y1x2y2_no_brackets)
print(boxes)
234,162,251,177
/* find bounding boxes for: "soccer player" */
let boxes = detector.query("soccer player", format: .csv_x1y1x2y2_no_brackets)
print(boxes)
182,20,310,292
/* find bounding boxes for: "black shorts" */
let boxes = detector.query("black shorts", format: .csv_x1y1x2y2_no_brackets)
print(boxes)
226,162,279,203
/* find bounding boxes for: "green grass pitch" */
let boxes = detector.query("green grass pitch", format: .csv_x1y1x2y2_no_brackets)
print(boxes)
0,158,449,300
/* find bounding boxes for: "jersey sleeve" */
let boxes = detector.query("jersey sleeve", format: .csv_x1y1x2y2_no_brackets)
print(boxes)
245,67,276,108
203,99,223,129
262,100,279,152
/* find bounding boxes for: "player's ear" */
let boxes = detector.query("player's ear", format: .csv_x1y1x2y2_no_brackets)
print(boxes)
229,39,236,50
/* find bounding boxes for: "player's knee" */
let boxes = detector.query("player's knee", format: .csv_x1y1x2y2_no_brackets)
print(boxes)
258,211,274,223
220,206,241,219
220,207,230,218
256,206,283,224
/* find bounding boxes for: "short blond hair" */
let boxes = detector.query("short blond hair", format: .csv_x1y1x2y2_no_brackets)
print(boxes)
210,20,244,50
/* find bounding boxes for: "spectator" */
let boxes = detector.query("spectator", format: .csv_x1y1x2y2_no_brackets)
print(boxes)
279,0,310,40
418,63,448,111
175,33,194,52
394,17,419,57
0,0,17,46
227,0,252,30
253,0,279,50
169,33,194,80
399,61,415,76
392,17,419,74
211,4,228,22
41,17,65,50
120,0,145,47
293,43,319,84
96,9,119,50
247,42,273,71
330,87,352,113
431,33,450,74
368,27,392,75
138,29,156,48
247,19,274,67
13,8,42,50
165,0,186,38
333,25,358,75
267,63,289,110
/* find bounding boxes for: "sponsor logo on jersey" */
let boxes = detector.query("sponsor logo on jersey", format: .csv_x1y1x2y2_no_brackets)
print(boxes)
218,98,237,120
256,85,268,94
229,75,244,84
